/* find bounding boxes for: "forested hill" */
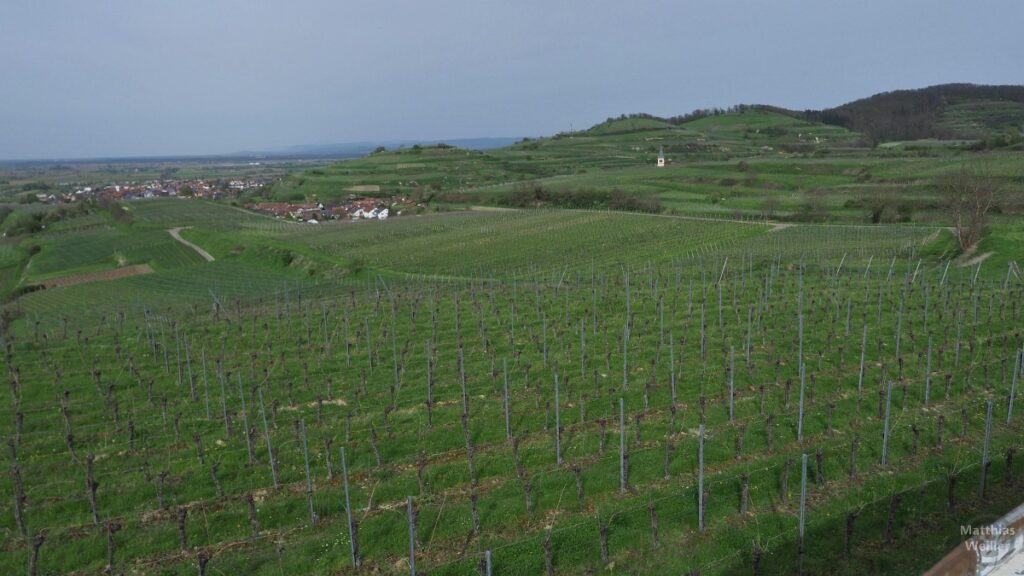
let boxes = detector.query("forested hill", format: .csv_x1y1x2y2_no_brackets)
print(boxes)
587,84,1024,145
806,83,1024,143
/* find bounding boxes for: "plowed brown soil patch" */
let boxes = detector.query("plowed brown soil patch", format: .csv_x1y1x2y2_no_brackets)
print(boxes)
40,264,154,288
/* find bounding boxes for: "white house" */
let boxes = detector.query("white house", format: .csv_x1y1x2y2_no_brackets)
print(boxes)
351,207,389,220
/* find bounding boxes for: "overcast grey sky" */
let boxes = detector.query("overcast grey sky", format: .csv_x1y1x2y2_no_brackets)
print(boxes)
1,0,1020,160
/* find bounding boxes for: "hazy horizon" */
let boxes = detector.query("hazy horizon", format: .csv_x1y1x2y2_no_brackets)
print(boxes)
2,0,1021,161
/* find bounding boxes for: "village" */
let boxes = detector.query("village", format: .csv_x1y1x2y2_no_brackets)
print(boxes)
246,195,421,223
32,177,268,204
29,177,419,223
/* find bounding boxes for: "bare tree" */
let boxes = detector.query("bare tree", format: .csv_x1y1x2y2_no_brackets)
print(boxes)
798,188,829,222
761,196,780,220
939,165,1000,250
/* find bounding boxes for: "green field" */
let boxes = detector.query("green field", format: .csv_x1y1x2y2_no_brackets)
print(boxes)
1,97,1023,575
268,110,870,204
0,194,1022,576
263,110,1023,232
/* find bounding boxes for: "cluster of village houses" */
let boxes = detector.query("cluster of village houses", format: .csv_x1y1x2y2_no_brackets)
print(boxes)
248,196,418,223
33,178,267,204
31,177,415,224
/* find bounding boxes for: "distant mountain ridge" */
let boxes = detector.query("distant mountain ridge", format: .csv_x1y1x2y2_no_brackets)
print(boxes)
264,137,521,157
